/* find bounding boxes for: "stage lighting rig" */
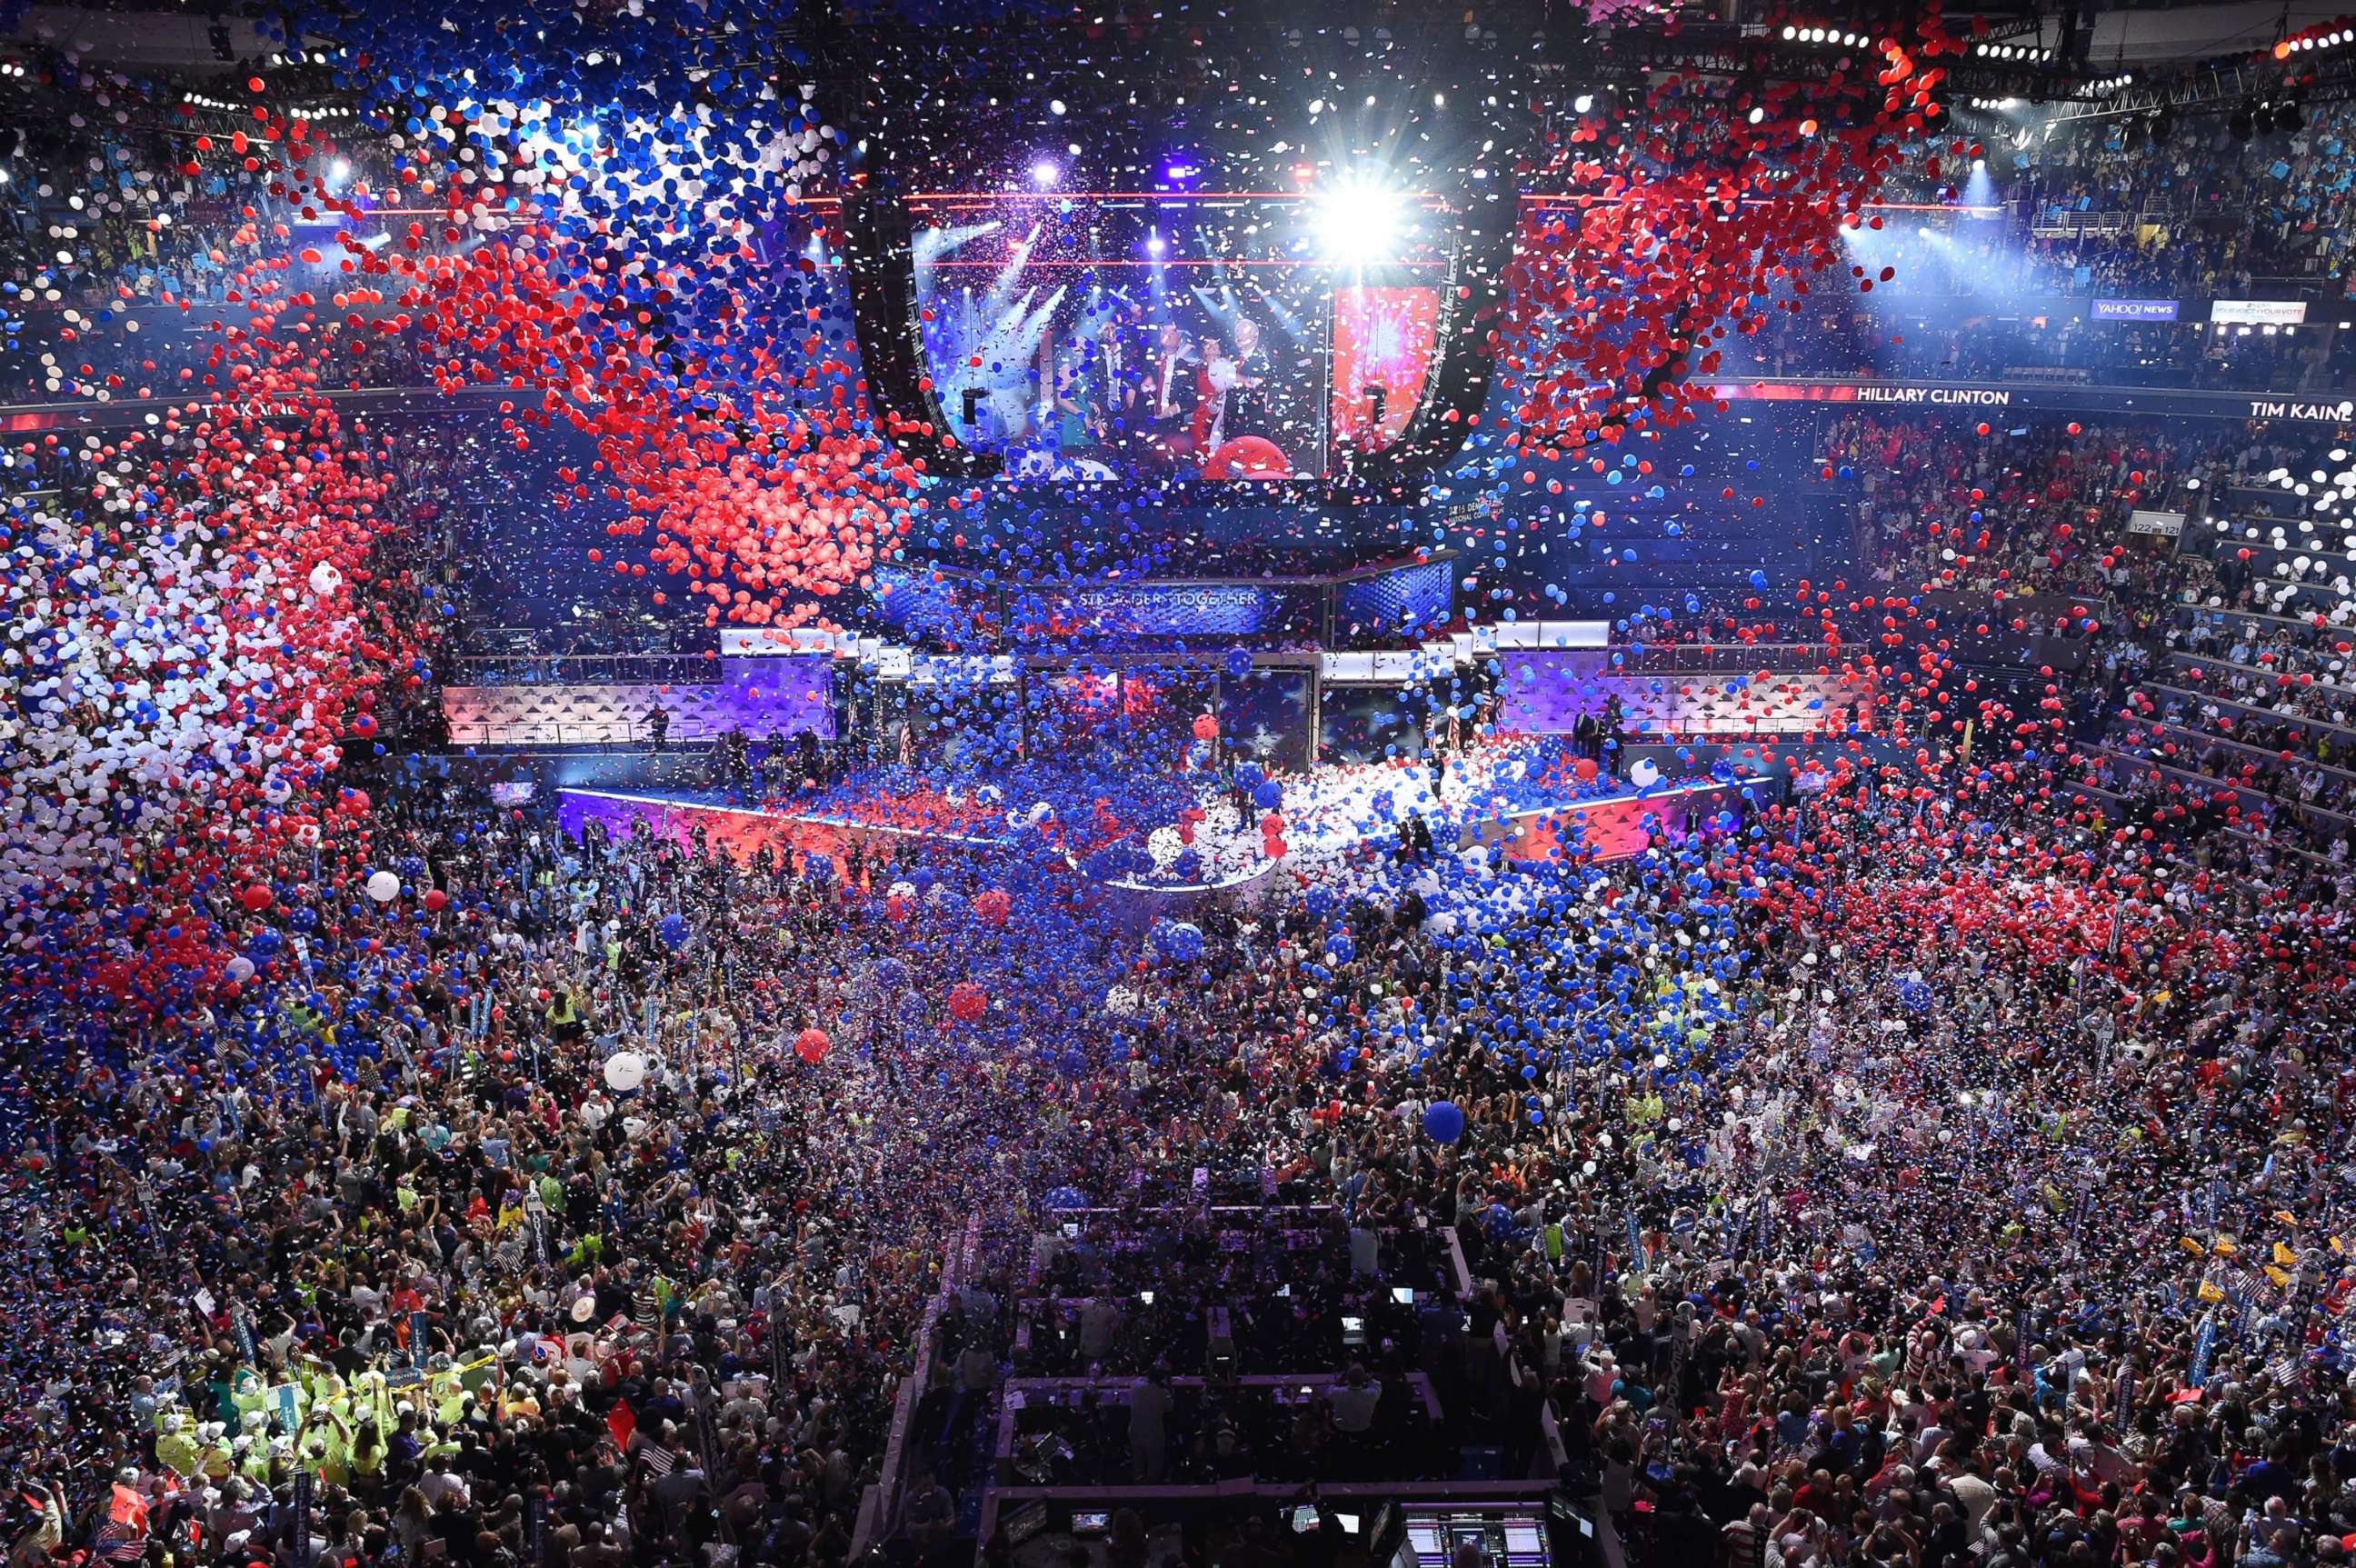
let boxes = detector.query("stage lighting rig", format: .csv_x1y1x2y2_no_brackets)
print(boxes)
1312,175,1410,268
2274,21,2356,60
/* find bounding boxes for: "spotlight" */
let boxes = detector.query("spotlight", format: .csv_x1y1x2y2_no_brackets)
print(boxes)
1145,230,1166,257
1782,24,1797,39
1029,158,1060,187
1313,173,1407,266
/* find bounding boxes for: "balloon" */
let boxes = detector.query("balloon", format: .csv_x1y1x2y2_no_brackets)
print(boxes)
1104,985,1140,1017
1574,757,1599,783
1201,435,1291,480
225,956,255,984
364,870,400,904
603,1053,647,1092
1192,714,1219,741
974,888,1012,927
1630,758,1661,788
307,560,343,596
659,913,692,951
1423,1101,1467,1144
947,981,988,1022
1153,921,1206,963
422,888,448,913
794,1028,830,1064
240,884,275,913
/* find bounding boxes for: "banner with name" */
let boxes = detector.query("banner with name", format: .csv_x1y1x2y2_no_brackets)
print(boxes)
2092,298,2181,321
1704,378,2356,425
2211,299,2308,325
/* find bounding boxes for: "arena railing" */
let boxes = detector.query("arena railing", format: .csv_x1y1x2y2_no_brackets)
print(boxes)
2143,680,2356,747
2164,650,2356,707
2129,713,2356,807
440,716,723,750
445,653,716,686
848,1215,986,1560
2087,740,2356,857
2078,746,2350,872
1601,643,1853,674
2171,604,2356,642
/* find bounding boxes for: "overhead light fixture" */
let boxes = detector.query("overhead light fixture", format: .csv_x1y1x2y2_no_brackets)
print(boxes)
1313,171,1408,267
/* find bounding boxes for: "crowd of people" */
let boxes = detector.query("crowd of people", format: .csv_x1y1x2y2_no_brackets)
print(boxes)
12,520,2356,1568
16,11,2356,1568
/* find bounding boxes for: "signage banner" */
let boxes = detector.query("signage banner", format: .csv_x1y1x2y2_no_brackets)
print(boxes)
2092,298,2180,321
2128,510,2186,537
1705,379,2356,424
2211,299,2308,325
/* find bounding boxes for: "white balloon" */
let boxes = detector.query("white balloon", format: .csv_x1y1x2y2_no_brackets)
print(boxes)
603,1053,647,1092
1630,758,1661,788
364,869,400,903
306,560,342,596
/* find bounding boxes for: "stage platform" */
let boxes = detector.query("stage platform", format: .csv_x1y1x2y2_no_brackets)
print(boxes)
557,747,1774,894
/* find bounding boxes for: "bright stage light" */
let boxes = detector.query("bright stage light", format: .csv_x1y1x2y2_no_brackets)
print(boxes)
1313,174,1407,266
1030,158,1060,187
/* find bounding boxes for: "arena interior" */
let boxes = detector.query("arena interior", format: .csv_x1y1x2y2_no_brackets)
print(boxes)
5,0,2356,1564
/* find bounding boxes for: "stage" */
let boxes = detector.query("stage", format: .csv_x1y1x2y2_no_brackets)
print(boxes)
556,744,1774,891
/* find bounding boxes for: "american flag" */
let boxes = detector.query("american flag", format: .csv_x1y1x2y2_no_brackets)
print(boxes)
636,1443,674,1478
92,1520,145,1563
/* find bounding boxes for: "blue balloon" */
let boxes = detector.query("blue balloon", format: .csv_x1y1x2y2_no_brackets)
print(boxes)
658,913,692,951
1423,1100,1466,1144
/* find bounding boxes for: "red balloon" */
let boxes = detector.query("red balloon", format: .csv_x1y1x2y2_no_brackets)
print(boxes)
794,1027,830,1064
973,888,1012,927
1574,757,1600,783
947,982,988,1022
1201,435,1291,481
240,884,275,912
422,888,448,913
1192,714,1220,742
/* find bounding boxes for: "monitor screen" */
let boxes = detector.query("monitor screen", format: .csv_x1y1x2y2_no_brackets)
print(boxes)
910,194,1447,487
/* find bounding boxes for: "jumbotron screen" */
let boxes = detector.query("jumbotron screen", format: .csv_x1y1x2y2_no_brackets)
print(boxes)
909,190,1451,484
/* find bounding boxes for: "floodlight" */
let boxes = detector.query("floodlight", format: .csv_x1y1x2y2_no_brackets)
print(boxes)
1313,174,1407,266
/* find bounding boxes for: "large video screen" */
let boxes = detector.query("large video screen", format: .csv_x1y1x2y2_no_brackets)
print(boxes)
911,195,1445,484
